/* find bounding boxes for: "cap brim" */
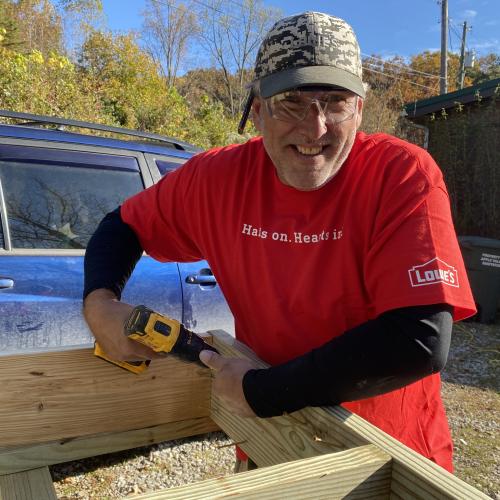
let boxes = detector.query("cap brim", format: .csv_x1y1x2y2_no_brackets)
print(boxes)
259,65,366,99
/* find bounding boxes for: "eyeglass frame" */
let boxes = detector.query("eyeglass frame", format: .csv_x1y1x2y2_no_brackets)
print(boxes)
264,88,359,126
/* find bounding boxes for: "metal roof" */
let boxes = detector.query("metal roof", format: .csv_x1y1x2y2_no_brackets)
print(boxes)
404,78,500,119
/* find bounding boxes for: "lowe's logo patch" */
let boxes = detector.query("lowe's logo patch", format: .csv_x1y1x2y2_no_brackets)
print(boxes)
408,258,459,288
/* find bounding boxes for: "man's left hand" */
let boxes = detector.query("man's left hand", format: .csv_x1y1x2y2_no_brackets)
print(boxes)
199,350,257,418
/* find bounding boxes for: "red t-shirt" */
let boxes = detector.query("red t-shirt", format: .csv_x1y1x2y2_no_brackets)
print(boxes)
122,132,476,471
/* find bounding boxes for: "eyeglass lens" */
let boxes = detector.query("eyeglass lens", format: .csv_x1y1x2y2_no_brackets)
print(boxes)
267,91,357,124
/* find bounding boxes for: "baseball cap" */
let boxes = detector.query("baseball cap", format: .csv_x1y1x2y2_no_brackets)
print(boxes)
238,11,365,133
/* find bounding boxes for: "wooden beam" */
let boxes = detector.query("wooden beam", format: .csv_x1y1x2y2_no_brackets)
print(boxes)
133,445,392,499
209,330,368,467
0,467,56,500
209,330,490,500
0,417,219,475
0,348,212,448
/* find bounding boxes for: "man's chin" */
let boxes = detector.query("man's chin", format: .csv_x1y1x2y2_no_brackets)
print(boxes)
279,170,338,191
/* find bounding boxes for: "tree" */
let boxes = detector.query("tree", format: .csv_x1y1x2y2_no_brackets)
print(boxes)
1,0,64,55
0,45,110,122
141,0,197,87
466,54,500,85
195,0,281,117
56,0,104,55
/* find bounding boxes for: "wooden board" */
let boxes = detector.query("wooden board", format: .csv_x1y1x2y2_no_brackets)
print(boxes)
209,330,490,500
0,416,219,475
133,444,392,499
0,348,213,448
0,467,56,500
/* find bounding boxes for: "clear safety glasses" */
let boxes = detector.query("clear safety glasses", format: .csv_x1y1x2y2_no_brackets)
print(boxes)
265,90,358,125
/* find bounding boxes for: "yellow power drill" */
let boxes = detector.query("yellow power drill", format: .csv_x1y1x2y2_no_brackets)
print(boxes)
94,305,218,373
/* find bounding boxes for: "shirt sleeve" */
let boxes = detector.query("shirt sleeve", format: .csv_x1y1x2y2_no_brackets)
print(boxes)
120,159,205,263
364,148,476,321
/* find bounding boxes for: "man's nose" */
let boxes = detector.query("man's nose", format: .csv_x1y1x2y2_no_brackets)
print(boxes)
298,101,328,138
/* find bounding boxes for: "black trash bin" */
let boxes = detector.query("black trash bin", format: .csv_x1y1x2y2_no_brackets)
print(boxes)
459,236,500,323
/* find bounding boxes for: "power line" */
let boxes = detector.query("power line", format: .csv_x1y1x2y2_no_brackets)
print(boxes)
363,66,439,91
362,54,441,79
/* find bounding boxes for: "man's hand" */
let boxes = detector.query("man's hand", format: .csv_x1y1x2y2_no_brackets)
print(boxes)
83,288,162,361
199,350,257,418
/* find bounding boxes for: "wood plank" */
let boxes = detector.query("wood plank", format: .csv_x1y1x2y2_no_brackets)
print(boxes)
209,330,490,500
0,348,212,448
209,330,368,467
133,444,392,499
0,416,219,475
0,467,56,500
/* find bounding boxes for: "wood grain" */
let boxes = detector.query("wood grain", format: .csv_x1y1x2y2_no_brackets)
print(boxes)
133,444,392,499
209,330,490,500
0,348,212,447
0,417,219,475
0,467,56,500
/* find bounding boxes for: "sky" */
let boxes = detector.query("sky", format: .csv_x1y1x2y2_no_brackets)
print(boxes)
100,0,499,61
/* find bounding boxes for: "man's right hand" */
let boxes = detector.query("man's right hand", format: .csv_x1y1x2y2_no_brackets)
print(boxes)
83,288,162,361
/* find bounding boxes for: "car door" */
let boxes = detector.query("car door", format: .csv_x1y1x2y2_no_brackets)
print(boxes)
0,141,183,354
146,153,235,335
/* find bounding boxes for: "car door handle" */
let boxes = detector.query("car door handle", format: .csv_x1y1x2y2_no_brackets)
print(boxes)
185,274,217,285
0,278,14,289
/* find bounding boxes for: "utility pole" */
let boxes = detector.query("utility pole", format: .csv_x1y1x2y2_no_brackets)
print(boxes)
457,21,469,89
440,0,448,94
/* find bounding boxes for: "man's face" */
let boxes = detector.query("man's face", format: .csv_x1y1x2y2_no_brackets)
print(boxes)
252,89,363,191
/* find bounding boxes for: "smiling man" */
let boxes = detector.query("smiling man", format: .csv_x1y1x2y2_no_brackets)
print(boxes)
83,12,476,473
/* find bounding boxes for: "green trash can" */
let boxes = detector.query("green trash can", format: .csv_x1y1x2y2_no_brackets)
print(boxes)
459,236,500,323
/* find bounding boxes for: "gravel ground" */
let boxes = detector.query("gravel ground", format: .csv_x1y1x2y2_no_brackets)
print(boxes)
51,321,500,499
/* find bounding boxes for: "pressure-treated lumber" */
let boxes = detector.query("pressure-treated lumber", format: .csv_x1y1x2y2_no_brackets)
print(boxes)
0,417,219,475
209,330,490,500
0,347,212,448
133,444,392,499
208,330,368,466
0,467,56,500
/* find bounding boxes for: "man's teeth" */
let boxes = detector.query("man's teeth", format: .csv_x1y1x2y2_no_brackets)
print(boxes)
296,145,323,155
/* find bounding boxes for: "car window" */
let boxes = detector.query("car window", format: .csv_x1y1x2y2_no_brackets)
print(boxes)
0,148,144,249
155,157,185,176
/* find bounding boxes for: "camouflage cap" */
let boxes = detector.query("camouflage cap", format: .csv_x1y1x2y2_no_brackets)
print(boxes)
238,11,365,133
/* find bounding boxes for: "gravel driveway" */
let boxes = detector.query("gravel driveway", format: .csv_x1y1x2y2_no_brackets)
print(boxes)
51,321,500,499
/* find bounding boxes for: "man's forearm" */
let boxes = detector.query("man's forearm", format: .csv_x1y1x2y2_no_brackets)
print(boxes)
83,207,153,360
242,304,453,417
83,207,143,300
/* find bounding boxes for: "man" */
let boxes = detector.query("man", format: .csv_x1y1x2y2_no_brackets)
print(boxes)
83,12,476,473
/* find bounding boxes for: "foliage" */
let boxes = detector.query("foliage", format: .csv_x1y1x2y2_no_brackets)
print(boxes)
0,46,110,122
467,54,500,85
0,0,498,152
0,0,63,54
79,30,172,128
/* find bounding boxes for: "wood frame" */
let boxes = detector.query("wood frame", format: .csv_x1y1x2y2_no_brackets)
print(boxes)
0,331,489,499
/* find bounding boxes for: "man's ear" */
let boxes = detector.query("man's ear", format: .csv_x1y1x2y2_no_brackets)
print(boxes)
355,97,364,129
251,97,264,133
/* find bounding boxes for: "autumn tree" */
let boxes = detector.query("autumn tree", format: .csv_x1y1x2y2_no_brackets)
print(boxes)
56,0,104,54
195,0,281,117
0,0,63,54
466,53,500,85
141,0,197,87
79,30,176,129
0,46,110,122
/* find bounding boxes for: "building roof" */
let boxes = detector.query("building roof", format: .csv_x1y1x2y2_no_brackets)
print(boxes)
404,78,500,119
